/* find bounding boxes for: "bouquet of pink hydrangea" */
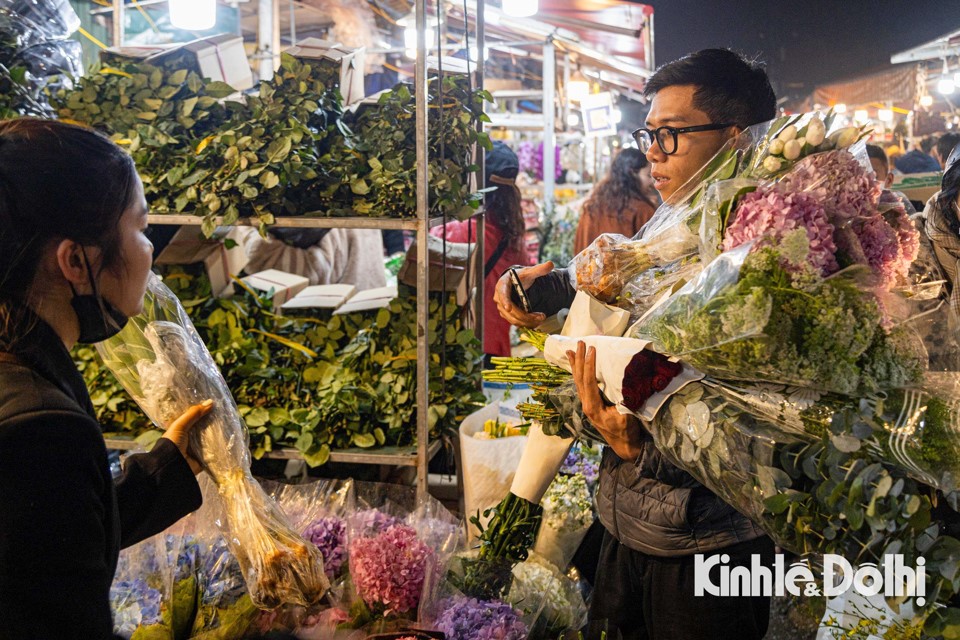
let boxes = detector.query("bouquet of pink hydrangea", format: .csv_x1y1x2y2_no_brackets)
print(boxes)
349,522,436,616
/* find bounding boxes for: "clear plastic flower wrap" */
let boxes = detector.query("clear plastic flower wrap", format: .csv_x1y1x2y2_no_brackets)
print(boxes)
342,482,461,628
97,273,328,609
265,478,354,583
533,473,594,571
631,238,927,396
111,532,178,639
0,0,80,49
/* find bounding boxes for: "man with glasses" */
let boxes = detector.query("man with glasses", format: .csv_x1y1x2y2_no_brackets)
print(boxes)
493,49,778,639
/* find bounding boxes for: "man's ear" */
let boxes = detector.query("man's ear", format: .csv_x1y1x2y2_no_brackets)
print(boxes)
885,173,894,189
55,239,92,288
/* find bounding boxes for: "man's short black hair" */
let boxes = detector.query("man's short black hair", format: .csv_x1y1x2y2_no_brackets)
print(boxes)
866,144,888,170
937,132,960,163
643,48,777,130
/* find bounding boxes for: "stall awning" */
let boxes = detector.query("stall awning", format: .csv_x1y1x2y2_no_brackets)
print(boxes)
891,28,960,63
812,64,923,109
533,0,653,71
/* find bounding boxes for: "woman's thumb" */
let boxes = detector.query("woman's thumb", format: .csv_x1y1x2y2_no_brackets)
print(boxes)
167,399,214,437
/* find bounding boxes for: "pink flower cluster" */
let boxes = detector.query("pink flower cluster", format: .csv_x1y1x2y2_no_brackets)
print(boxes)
778,150,881,222
831,196,919,289
348,524,435,615
722,187,838,275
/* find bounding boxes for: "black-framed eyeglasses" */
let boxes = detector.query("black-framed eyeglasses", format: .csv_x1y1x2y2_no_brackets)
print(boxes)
632,122,734,155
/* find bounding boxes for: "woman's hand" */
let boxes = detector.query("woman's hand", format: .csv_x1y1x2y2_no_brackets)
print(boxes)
161,399,213,474
566,341,644,460
493,261,554,328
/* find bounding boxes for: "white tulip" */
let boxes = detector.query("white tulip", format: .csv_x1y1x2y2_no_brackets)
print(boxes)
805,118,826,146
783,139,802,160
763,155,783,173
835,127,859,148
778,124,798,142
768,139,785,155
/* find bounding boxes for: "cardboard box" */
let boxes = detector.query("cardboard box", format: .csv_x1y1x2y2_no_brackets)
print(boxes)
102,34,253,91
398,235,481,306
334,285,398,315
242,269,310,308
285,37,365,105
281,284,357,310
155,226,249,297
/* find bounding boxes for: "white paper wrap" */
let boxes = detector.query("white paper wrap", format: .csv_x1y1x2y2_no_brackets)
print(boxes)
543,334,704,420
459,403,528,539
509,423,574,504
560,291,631,338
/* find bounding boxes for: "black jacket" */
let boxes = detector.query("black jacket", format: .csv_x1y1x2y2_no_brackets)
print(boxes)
0,319,202,640
535,269,764,555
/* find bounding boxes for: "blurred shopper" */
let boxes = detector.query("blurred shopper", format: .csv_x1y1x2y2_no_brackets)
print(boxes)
573,148,659,254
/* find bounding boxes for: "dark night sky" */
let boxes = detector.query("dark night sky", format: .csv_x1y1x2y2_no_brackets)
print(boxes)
643,0,960,98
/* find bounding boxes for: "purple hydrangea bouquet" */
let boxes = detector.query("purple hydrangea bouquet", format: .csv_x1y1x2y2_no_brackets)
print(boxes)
433,596,528,640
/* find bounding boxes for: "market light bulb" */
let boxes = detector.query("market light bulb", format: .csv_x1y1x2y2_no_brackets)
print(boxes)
612,108,622,124
567,69,589,103
833,103,847,114
920,94,934,107
169,0,216,31
468,46,490,62
567,113,580,128
404,26,435,59
878,109,894,123
503,0,538,18
854,109,869,123
939,78,956,95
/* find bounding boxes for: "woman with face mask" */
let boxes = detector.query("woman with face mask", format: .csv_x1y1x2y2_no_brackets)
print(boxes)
0,119,211,639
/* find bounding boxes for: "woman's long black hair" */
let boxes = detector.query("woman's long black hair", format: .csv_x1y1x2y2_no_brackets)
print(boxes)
582,148,655,222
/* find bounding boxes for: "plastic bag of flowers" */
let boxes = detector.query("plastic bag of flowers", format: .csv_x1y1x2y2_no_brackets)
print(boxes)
110,531,178,639
507,551,588,639
265,478,355,584
97,273,328,609
419,577,529,640
189,535,259,639
340,482,461,630
533,472,595,571
251,478,356,636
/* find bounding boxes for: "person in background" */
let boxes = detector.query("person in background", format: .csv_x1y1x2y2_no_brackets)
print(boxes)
869,143,919,214
918,144,960,321
432,141,532,360
934,132,960,169
235,226,387,291
867,143,894,188
0,118,209,638
495,49,777,639
573,148,659,254
895,139,941,174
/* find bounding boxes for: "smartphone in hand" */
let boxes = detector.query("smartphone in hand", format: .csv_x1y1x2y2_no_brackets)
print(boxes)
507,268,532,313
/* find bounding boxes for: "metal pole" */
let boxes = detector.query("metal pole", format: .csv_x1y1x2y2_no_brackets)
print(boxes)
415,0,430,498
562,53,570,133
543,38,556,216
257,0,280,81
112,0,124,47
475,0,485,365
647,12,655,71
289,0,297,46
